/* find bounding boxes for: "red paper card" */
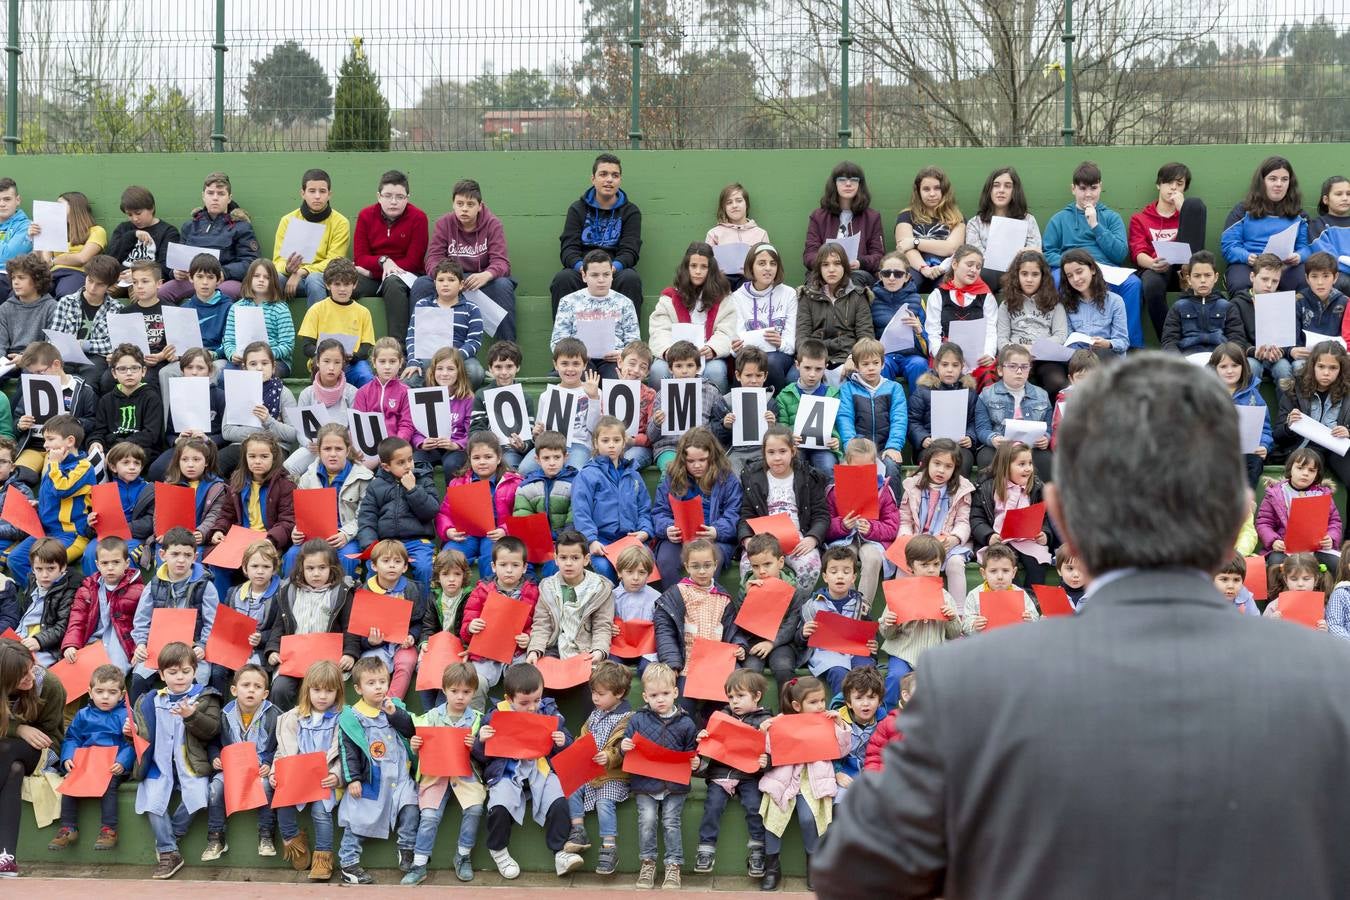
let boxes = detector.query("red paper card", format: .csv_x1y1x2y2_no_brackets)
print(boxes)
733,577,795,640
602,535,660,584
49,641,112,701
443,479,495,537
467,591,530,664
1001,502,1046,542
610,618,657,657
746,514,801,555
415,726,473,778
270,751,332,808
146,607,198,661
834,464,881,520
622,732,694,785
348,589,414,646
204,603,258,671
699,711,766,773
0,627,19,641
1034,584,1075,617
2,487,42,539
683,638,738,702
883,576,947,623
669,494,705,541
89,482,132,540
980,590,1027,630
416,631,467,691
502,513,557,564
154,482,197,537
1286,493,1333,554
806,611,878,655
1279,590,1325,628
221,741,268,815
551,732,605,797
535,654,593,690
278,632,344,678
293,487,339,542
484,710,557,759
768,713,843,765
884,534,914,575
204,525,265,569
58,745,117,797
1244,555,1269,601
126,695,149,763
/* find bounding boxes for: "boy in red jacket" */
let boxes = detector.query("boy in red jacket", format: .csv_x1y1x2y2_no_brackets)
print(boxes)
60,536,145,674
863,670,914,772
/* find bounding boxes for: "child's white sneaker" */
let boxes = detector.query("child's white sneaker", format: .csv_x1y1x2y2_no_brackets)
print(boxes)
555,850,584,876
490,847,520,879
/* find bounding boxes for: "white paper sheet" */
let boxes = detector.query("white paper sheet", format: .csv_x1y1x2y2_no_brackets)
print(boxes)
930,388,969,441
833,232,861,262
408,386,451,440
1064,331,1097,348
1098,264,1135,286
318,332,357,356
537,385,583,444
412,307,456,361
793,394,840,450
1254,291,1297,348
21,374,62,425
347,410,387,459
165,243,219,273
232,305,268,353
740,329,774,352
168,376,212,434
731,388,769,447
463,288,506,337
947,318,988,372
602,379,643,436
483,383,531,444
106,312,150,355
278,218,325,263
1236,404,1267,454
1290,414,1350,457
1152,240,1192,265
669,322,703,348
42,330,91,366
31,201,67,253
824,365,847,388
1304,330,1347,350
1030,338,1074,363
222,368,263,428
1186,352,1212,366
1003,419,1048,447
575,316,618,359
283,404,331,443
661,378,704,437
1262,221,1299,260
982,216,1025,272
161,305,203,352
713,242,751,274
880,313,916,353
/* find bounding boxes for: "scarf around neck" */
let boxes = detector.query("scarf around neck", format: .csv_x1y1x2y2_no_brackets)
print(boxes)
300,203,332,224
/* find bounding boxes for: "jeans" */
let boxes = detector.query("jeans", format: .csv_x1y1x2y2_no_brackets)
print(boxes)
590,554,619,584
277,799,335,851
1253,356,1293,387
411,275,519,344
764,794,820,854
759,350,796,392
284,539,361,579
803,448,837,476
882,352,931,393
551,267,643,319
416,446,467,483
344,359,374,388
649,358,730,395
568,793,619,839
655,539,734,590
149,801,194,853
697,779,765,848
299,271,332,306
414,790,484,858
624,444,653,470
884,656,914,710
1226,261,1308,295
61,773,125,828
404,538,435,601
338,802,419,867
820,658,874,698
444,535,496,580
517,443,591,478
208,770,275,832
160,278,243,303
636,792,686,865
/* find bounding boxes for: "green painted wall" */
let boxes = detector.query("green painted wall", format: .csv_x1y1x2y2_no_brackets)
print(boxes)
6,146,1347,375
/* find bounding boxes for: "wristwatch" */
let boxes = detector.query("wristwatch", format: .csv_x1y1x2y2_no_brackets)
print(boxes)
911,237,921,250
378,255,389,266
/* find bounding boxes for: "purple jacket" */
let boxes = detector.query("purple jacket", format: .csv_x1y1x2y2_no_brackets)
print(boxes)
803,207,885,274
425,205,511,279
1255,480,1343,552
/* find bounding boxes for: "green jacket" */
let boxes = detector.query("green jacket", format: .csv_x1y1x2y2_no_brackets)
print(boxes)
0,390,13,440
774,382,844,459
511,466,579,534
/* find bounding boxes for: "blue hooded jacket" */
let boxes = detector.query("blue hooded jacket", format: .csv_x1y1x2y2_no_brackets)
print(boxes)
572,455,654,545
1221,203,1310,265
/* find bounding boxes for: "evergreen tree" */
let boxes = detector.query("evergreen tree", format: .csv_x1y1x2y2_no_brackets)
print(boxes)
328,36,390,151
243,40,332,126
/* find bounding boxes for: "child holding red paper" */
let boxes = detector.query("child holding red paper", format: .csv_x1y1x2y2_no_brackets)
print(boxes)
356,436,438,601
898,438,976,599
49,663,133,852
836,338,907,483
826,437,900,604
61,536,143,673
1214,554,1263,617
272,659,343,882
203,664,279,860
566,660,635,876
799,546,878,698
8,413,95,588
877,535,960,708
461,537,540,711
757,675,849,892
962,543,1039,634
7,537,77,667
356,539,426,701
470,662,578,881
653,539,746,715
437,431,523,580
289,422,371,579
611,542,660,673
512,431,579,551
405,661,485,886
209,540,280,694
527,529,615,673
0,438,35,574
693,668,771,877
129,527,220,703
1262,552,1331,630
572,415,654,583
336,656,418,885
1209,341,1272,489
651,427,743,588
971,439,1054,586
1256,448,1342,571
205,432,296,604
622,662,699,890
263,540,359,710
417,548,471,709
737,425,829,589
161,436,228,554
80,442,152,575
735,533,807,697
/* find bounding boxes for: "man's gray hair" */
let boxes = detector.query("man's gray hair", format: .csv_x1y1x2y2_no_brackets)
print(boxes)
1053,353,1247,574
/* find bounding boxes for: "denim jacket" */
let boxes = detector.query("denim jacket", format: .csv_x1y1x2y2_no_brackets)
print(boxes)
973,381,1052,447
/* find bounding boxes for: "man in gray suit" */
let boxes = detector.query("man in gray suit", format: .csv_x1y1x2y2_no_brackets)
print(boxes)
814,353,1350,899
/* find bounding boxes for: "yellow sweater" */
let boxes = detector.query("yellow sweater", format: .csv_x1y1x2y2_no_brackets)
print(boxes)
272,209,350,274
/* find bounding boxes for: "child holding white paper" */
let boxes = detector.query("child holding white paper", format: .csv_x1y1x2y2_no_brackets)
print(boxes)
1129,162,1209,339
181,253,232,359
1231,253,1292,385
965,167,1042,286
411,346,474,481
121,259,174,383
973,343,1053,480
648,241,737,393
435,431,522,579
970,440,1054,587
715,346,778,474
222,259,293,378
1255,448,1342,571
150,347,226,481
352,337,419,466
1275,342,1350,501
1209,342,1272,489
730,242,797,390
470,341,537,468
274,168,351,307
898,438,976,600
12,340,97,481
1220,155,1310,294
869,252,927,390
296,259,374,388
48,253,117,388
285,339,357,477
996,250,1069,398
219,342,298,477
402,258,484,389
32,191,106,298
923,244,997,388
645,340,728,473
775,338,841,474
1058,249,1128,358
1293,252,1348,364
551,249,641,380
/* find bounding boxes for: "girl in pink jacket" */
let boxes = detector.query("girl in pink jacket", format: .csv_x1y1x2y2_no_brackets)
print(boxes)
436,431,524,579
825,438,902,605
897,438,978,598
352,337,419,468
1255,447,1342,572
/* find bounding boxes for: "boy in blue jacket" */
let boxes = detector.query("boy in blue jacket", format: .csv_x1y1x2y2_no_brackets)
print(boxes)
129,526,221,703
203,664,280,862
1159,251,1245,358
830,665,884,806
571,415,654,583
356,437,439,601
870,253,929,389
49,664,135,851
836,338,907,484
7,413,96,586
1292,252,1349,372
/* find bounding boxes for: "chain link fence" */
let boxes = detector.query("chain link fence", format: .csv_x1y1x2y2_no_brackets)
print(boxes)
1,0,1347,153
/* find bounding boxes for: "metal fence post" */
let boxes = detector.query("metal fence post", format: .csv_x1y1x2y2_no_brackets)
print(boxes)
838,0,851,149
628,0,642,149
1061,0,1074,146
211,0,227,151
4,0,19,155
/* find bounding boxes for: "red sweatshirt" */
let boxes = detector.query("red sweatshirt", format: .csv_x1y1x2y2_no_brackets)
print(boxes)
1127,201,1180,263
863,707,904,772
353,202,429,275
424,205,511,279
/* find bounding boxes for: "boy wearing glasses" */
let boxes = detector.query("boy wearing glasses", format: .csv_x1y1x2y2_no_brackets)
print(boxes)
972,344,1053,480
352,169,427,341
88,343,163,460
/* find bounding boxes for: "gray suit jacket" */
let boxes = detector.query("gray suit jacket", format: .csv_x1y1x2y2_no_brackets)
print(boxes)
814,569,1350,899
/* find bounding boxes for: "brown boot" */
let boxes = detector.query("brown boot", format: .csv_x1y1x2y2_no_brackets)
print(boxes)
309,850,334,882
283,832,311,871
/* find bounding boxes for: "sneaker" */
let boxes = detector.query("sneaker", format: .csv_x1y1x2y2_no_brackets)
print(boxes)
257,834,276,857
662,863,682,890
694,847,714,873
747,846,766,878
555,850,584,876
564,824,591,853
400,864,427,886
454,852,474,882
94,827,119,852
595,844,618,876
48,826,79,850
200,832,228,861
635,858,657,889
399,848,415,873
151,851,183,880
490,848,520,880
0,849,16,877
340,864,374,885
